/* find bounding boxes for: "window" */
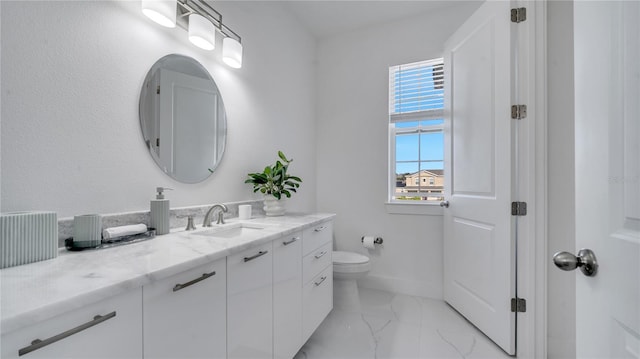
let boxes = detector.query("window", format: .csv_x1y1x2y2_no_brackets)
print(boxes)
389,58,444,203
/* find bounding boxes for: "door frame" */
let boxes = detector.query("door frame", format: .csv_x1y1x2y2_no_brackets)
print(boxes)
517,0,547,358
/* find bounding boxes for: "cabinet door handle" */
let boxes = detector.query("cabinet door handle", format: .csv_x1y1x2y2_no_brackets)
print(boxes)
18,311,117,356
173,271,216,292
314,226,326,232
314,251,327,259
283,237,299,246
314,276,327,286
244,250,268,262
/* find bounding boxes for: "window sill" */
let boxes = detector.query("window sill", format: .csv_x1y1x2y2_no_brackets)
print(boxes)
384,202,444,216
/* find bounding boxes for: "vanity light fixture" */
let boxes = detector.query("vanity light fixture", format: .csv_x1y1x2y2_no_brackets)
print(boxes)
141,0,243,68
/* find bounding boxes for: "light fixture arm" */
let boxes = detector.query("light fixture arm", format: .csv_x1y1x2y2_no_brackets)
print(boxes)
176,0,241,43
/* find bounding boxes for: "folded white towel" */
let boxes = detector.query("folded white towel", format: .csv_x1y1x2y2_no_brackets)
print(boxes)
102,224,148,239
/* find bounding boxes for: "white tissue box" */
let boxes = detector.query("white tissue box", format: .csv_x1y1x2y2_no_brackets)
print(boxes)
1,211,58,269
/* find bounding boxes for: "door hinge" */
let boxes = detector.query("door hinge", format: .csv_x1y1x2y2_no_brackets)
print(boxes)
511,7,527,23
511,201,527,216
156,138,160,147
511,298,526,312
511,104,527,120
156,85,161,94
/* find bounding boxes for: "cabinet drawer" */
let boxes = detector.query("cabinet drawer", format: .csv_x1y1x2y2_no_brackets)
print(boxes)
302,221,333,255
143,259,226,359
303,242,332,285
302,266,333,343
1,289,142,359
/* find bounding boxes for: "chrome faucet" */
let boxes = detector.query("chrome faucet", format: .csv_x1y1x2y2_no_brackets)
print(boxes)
203,204,228,227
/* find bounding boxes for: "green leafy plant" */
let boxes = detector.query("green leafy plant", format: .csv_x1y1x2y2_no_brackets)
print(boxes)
245,151,302,200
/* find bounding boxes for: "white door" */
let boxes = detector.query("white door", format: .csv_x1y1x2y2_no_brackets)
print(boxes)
443,0,516,354
571,1,640,357
158,68,218,183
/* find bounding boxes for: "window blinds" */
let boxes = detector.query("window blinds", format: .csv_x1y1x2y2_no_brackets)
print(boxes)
389,58,444,122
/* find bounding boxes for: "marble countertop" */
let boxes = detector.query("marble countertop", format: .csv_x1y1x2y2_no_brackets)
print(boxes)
0,212,335,334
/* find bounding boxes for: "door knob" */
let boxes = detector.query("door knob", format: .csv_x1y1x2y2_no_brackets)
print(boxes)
440,201,450,208
553,249,598,277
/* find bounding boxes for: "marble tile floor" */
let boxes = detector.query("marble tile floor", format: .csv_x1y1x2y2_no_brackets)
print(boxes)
294,287,511,359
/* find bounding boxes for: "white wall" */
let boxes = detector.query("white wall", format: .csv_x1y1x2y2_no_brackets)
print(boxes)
315,3,480,299
547,2,576,358
0,1,317,218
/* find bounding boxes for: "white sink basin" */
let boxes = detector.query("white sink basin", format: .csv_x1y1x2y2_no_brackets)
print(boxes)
193,222,271,239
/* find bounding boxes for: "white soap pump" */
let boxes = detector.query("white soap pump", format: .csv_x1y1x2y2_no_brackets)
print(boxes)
150,187,172,235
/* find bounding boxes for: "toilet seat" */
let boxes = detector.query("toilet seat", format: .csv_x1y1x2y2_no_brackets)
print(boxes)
333,251,371,275
333,251,370,265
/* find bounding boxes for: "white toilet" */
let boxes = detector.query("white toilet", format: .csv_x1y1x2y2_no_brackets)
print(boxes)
332,251,371,310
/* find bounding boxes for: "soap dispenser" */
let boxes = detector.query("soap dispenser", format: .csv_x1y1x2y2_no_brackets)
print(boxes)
150,187,172,235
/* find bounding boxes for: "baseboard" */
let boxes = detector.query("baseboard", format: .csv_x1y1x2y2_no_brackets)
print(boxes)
357,274,442,300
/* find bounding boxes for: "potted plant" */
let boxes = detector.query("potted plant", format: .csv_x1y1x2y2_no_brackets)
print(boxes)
245,151,302,216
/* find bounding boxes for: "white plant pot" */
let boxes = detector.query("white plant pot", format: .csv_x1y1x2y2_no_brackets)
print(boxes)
263,195,286,216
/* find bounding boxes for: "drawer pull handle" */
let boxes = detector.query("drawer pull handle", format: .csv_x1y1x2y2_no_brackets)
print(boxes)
173,271,216,292
283,237,299,246
244,250,268,262
314,226,326,232
314,276,327,286
18,311,117,356
314,251,327,259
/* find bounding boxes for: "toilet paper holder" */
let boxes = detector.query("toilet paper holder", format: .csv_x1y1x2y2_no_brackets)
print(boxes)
361,236,383,244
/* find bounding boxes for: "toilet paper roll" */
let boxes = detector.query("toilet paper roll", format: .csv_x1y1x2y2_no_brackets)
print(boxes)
362,235,376,250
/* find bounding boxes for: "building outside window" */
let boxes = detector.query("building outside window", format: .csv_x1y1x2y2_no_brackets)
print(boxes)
389,58,445,202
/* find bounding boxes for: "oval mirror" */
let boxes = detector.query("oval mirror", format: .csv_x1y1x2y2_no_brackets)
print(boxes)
139,54,227,183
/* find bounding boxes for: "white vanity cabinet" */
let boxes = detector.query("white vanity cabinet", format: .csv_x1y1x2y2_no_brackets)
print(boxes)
227,241,273,359
143,258,227,359
1,215,336,359
301,221,333,343
273,231,303,359
1,289,142,359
